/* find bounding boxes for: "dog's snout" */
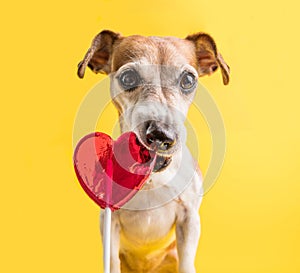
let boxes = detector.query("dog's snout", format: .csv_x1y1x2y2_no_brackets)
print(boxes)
145,122,176,152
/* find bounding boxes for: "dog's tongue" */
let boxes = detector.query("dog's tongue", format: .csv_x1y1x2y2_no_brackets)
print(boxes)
74,132,155,210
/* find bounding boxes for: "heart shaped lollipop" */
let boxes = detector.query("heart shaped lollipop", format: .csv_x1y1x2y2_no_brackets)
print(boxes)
73,131,155,210
73,131,155,273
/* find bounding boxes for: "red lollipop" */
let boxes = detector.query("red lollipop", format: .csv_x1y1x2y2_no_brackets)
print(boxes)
73,131,155,273
74,131,154,209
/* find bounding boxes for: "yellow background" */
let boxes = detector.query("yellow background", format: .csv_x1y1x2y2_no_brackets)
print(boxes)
1,0,300,272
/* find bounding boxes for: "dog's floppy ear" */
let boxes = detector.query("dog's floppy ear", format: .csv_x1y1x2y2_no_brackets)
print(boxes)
186,33,230,85
77,30,121,78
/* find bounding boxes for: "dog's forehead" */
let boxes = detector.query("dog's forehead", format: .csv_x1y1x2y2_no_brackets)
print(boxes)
111,35,197,71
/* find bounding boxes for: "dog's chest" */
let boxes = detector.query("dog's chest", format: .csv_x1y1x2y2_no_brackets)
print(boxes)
118,202,176,246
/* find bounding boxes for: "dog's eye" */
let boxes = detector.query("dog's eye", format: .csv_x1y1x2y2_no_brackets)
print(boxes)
180,71,197,93
118,69,141,91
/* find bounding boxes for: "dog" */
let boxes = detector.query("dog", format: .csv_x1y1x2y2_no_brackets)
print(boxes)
77,30,230,273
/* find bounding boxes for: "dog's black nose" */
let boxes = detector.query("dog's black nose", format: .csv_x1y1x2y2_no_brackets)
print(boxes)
146,123,176,151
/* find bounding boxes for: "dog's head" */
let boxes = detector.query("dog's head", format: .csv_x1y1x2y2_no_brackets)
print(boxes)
78,30,230,172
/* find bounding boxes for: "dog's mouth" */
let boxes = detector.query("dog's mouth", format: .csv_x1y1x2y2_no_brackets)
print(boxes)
152,155,172,172
135,136,172,173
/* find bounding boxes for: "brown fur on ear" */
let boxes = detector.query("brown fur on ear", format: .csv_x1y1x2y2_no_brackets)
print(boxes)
186,33,230,85
77,30,121,78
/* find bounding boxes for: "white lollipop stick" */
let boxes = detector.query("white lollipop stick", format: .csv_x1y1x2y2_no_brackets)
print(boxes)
103,207,111,273
104,158,113,273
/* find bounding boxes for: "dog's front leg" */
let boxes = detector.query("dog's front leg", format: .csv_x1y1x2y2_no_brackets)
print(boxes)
100,211,121,273
176,206,200,273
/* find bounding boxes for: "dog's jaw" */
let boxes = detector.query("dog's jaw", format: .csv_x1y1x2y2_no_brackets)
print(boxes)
134,133,173,173
152,155,172,172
